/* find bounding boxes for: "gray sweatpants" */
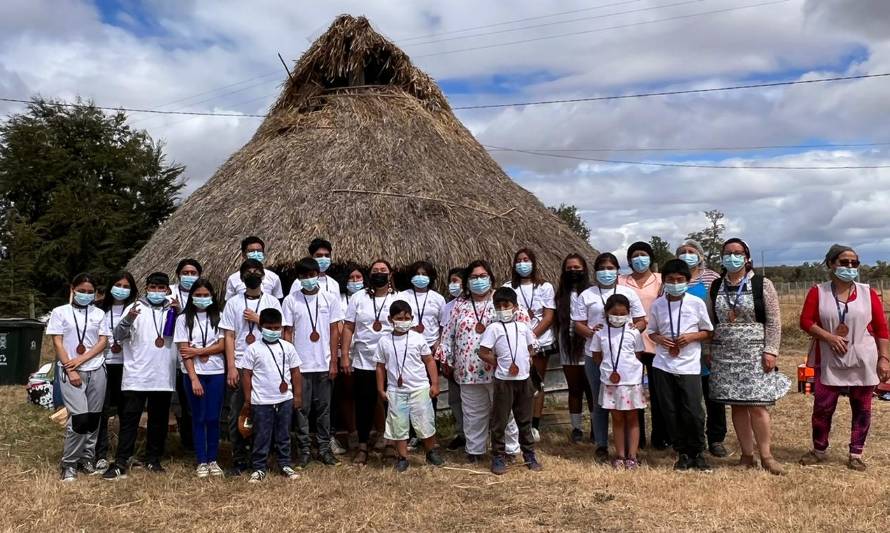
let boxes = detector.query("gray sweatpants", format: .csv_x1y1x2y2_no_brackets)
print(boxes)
295,371,332,455
58,364,107,469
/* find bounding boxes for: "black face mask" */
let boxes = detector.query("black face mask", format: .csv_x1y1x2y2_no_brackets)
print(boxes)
244,274,263,290
565,271,586,285
369,272,389,288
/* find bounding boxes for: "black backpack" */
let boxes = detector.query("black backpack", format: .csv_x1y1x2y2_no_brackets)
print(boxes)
708,274,766,325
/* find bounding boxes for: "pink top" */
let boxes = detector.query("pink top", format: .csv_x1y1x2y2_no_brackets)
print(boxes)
619,272,662,353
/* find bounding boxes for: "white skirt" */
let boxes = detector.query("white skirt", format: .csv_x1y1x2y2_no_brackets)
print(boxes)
599,383,647,411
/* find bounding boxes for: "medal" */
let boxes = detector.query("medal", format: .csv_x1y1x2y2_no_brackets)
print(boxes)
471,298,489,335
412,289,429,336
373,320,382,332
110,343,122,354
728,309,737,323
509,363,519,376
415,323,425,334
71,305,90,356
609,371,621,384
246,333,256,344
831,284,853,339
154,337,165,348
265,341,288,394
199,355,209,363
669,345,680,356
279,381,288,394
836,323,849,337
475,322,485,334
371,294,389,333
392,333,409,389
397,376,404,387
150,306,166,349
310,330,320,342
303,293,321,343
76,343,86,355
723,278,745,324
502,322,520,377
606,322,627,384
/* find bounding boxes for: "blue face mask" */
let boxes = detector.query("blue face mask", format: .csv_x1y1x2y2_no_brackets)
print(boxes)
193,296,213,310
300,276,320,291
180,275,198,290
835,267,858,283
468,276,491,295
679,253,700,268
595,269,618,286
261,328,281,343
110,286,131,301
664,282,688,297
411,275,430,289
630,256,651,273
315,257,331,272
514,261,533,277
146,291,167,305
449,282,462,297
347,281,364,294
73,291,95,306
246,251,265,263
722,254,746,273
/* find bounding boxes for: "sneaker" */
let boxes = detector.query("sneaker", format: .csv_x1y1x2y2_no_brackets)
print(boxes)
208,462,224,477
709,442,728,458
395,457,409,473
95,459,110,472
296,454,311,470
531,427,541,443
595,446,609,464
625,458,639,470
799,450,828,466
847,457,867,472
490,455,507,475
248,470,266,483
330,438,347,456
408,437,421,450
281,466,300,479
674,454,692,471
426,449,445,466
196,463,210,478
692,453,712,472
320,451,341,466
611,457,625,470
145,462,166,474
447,435,466,451
570,428,583,444
78,461,100,476
523,452,543,472
466,453,484,464
101,463,128,481
60,466,77,482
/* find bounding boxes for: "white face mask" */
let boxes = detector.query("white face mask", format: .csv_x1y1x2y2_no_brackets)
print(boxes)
608,314,628,328
393,320,412,333
496,309,515,323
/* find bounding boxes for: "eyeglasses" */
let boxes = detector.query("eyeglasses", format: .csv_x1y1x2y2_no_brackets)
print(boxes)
837,259,860,268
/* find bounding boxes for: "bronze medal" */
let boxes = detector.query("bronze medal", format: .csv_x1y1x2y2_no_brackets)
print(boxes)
373,320,382,332
609,371,621,384
245,333,256,345
475,322,485,334
76,343,86,355
509,363,519,376
279,381,288,394
110,343,122,354
199,355,209,363
397,376,404,388
309,330,320,342
669,345,680,357
728,309,737,323
415,323,425,334
154,337,165,348
836,323,849,337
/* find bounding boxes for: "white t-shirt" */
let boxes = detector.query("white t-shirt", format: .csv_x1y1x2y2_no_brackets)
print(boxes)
647,294,714,375
218,293,282,368
46,304,109,372
480,320,537,381
241,339,301,405
505,281,556,347
103,304,127,364
282,290,344,373
345,291,395,371
289,274,340,299
571,285,646,352
169,284,192,315
591,325,645,385
173,312,224,375
118,302,178,391
224,270,284,300
439,299,457,327
397,289,446,347
374,331,432,392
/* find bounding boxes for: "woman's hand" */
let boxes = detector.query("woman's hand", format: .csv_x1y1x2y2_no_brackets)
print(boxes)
430,384,440,398
878,357,890,382
191,378,205,397
762,353,777,373
826,334,848,355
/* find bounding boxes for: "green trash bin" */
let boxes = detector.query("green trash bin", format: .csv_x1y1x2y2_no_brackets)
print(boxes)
0,318,46,385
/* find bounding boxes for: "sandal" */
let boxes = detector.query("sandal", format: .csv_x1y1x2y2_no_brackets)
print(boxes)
353,448,368,465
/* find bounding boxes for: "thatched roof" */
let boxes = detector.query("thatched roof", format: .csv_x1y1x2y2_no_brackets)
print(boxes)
127,14,597,292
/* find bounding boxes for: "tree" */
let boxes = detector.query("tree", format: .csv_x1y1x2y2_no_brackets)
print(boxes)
0,98,184,315
549,204,591,241
686,209,725,270
648,235,674,268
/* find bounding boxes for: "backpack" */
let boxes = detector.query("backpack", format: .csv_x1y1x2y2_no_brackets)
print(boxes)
709,273,766,324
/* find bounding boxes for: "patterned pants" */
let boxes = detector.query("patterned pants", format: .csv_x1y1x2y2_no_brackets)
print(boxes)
812,376,874,456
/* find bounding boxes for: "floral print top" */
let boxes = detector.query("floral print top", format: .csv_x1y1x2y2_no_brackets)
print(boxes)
436,294,530,385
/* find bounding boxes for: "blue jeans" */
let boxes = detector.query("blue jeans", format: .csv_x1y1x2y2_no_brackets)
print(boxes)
584,357,610,448
251,400,293,472
183,373,225,464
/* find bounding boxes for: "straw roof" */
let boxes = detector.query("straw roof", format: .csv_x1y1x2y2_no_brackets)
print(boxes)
127,14,597,292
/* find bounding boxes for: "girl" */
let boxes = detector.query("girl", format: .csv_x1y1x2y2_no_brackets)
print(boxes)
342,259,395,464
440,267,467,451
47,273,109,481
400,260,447,350
555,254,594,443
505,249,555,442
331,262,365,455
171,258,202,453
95,271,137,471
591,295,646,469
174,279,226,477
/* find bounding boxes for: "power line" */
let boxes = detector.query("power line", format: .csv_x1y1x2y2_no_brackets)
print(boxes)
486,142,890,153
484,145,890,170
0,98,267,117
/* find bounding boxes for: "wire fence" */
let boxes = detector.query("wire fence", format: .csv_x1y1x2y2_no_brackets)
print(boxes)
774,279,890,314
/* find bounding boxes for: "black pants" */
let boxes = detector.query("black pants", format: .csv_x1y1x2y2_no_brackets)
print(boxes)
640,353,669,447
702,374,727,445
491,378,535,456
651,368,705,457
96,363,124,460
175,369,193,450
115,390,173,466
352,368,377,445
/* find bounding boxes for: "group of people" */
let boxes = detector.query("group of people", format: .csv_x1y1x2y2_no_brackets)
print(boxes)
47,235,890,482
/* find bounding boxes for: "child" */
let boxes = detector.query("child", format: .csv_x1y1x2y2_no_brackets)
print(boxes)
170,258,202,453
439,267,466,451
224,236,284,300
47,273,109,481
174,278,226,477
591,294,646,469
375,300,444,472
647,259,714,471
103,272,178,480
296,237,340,297
219,259,283,475
479,287,542,475
241,308,302,482
282,257,344,468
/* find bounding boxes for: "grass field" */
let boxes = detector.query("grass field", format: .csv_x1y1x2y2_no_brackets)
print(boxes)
2,310,890,532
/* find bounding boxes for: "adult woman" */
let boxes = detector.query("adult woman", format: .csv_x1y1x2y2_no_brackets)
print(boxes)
571,253,646,461
707,238,789,475
342,259,395,464
618,242,664,449
438,260,527,462
506,248,556,441
555,254,594,443
799,244,890,471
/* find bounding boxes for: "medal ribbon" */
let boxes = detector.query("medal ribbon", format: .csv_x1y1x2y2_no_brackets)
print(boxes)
390,333,410,386
372,293,389,325
471,297,490,327
244,294,261,338
722,277,747,314
606,323,626,374
302,293,319,333
413,289,428,326
71,304,89,349
500,321,519,368
519,284,536,318
150,305,165,339
263,340,287,385
831,283,854,325
195,313,210,347
667,296,684,341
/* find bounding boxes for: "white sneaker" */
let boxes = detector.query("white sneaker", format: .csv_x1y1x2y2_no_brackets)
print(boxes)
208,461,224,477
196,463,210,478
95,459,110,472
531,427,541,443
248,470,266,483
281,466,300,480
330,438,347,455
60,466,77,482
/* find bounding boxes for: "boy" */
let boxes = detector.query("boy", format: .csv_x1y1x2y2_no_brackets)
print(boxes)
225,236,284,300
375,300,444,472
219,259,283,475
282,257,344,467
103,272,178,480
242,308,302,482
289,238,340,298
647,259,715,471
479,287,542,475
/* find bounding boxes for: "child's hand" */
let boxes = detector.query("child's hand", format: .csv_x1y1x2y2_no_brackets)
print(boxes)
657,336,677,349
240,403,251,417
243,309,260,324
441,364,453,379
592,323,604,333
430,384,440,398
180,346,198,360
170,296,181,312
227,368,240,389
293,396,302,410
126,303,141,321
676,334,695,348
67,369,82,387
191,378,205,397
63,357,83,371
378,389,388,403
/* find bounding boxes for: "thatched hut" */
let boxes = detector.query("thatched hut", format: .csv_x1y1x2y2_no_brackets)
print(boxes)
127,14,597,292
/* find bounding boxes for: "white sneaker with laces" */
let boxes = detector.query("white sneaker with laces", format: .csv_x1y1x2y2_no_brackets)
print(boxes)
95,459,110,472
281,466,300,480
248,470,266,483
60,466,77,482
196,463,210,478
531,427,541,443
330,438,347,455
208,461,224,477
